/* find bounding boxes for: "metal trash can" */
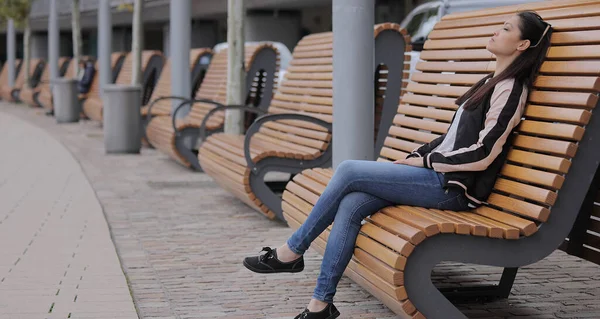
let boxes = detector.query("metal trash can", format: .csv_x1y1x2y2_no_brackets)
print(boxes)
52,78,79,123
103,84,142,154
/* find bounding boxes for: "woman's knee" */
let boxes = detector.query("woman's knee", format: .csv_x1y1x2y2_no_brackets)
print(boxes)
337,192,379,224
334,160,363,181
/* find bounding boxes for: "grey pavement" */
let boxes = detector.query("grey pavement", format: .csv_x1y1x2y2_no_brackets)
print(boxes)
2,102,600,319
0,106,137,319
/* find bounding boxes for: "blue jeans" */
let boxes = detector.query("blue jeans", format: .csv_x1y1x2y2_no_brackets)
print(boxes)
286,160,469,303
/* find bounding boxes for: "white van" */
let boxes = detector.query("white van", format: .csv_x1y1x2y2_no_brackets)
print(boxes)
400,0,547,75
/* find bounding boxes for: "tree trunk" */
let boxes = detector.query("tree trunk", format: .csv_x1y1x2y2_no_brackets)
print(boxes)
23,18,31,89
131,0,143,85
72,0,82,78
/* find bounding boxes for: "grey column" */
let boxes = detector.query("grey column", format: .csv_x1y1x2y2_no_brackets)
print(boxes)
224,0,245,134
49,0,59,83
7,19,16,87
98,0,112,91
332,0,375,169
170,0,191,116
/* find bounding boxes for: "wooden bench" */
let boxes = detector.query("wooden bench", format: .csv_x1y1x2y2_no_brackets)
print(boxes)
197,24,411,220
1,58,45,102
141,48,213,122
82,50,164,122
0,59,21,95
37,55,103,111
282,1,600,318
145,43,281,170
19,57,70,107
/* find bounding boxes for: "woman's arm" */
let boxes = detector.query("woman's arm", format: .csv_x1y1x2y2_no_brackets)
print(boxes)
423,79,527,173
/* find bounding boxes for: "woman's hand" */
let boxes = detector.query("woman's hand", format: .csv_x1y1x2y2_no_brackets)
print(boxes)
393,157,424,167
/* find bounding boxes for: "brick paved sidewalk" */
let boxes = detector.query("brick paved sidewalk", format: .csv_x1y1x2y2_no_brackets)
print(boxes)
3,102,600,319
0,108,137,319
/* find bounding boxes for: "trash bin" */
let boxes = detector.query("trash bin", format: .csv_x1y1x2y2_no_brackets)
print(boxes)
52,78,79,123
103,84,142,154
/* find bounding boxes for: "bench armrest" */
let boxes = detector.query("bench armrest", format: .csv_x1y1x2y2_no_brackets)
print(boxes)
198,105,267,140
171,98,226,133
145,95,190,124
244,113,332,174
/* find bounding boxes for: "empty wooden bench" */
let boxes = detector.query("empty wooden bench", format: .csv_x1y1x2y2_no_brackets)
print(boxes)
141,48,213,126
282,1,600,318
20,57,70,107
1,58,45,102
146,43,281,170
198,24,410,220
82,50,164,122
0,59,22,97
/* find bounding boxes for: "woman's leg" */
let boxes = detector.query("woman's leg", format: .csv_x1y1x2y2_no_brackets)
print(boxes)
286,160,467,257
312,191,391,304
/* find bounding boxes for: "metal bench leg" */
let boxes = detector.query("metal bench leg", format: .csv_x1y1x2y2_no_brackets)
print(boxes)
440,267,518,302
175,127,202,171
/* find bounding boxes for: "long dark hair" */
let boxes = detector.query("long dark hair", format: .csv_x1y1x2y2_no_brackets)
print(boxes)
456,11,553,110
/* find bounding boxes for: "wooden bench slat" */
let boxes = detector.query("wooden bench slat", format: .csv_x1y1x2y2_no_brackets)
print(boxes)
518,120,585,141
494,178,557,206
360,223,415,257
397,104,455,122
393,115,450,135
500,164,565,190
524,105,592,125
388,126,438,144
507,149,571,174
354,248,404,286
513,135,577,157
474,206,538,236
356,235,407,271
411,72,486,85
416,61,494,73
487,193,550,222
401,94,458,110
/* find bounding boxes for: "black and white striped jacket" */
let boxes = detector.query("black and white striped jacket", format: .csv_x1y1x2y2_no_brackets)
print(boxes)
407,77,528,208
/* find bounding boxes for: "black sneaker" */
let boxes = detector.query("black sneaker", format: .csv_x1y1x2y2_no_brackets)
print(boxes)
295,303,340,319
243,247,304,274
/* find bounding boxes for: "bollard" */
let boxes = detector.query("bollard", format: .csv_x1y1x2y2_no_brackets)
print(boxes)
103,84,142,154
52,78,80,123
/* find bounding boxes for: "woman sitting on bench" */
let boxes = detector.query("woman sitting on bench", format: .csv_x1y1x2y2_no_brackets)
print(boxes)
244,11,552,319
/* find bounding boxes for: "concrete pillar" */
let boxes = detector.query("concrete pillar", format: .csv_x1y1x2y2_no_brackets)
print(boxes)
245,10,301,51
170,0,191,116
98,0,112,89
162,24,170,57
49,0,59,83
7,20,15,87
332,0,375,168
30,33,48,59
224,0,245,134
131,0,143,85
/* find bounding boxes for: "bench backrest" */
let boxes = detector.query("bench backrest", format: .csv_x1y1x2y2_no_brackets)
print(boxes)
147,48,213,115
36,57,69,90
0,59,18,87
85,52,127,100
13,59,42,88
379,0,600,241
186,43,280,124
250,24,411,159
